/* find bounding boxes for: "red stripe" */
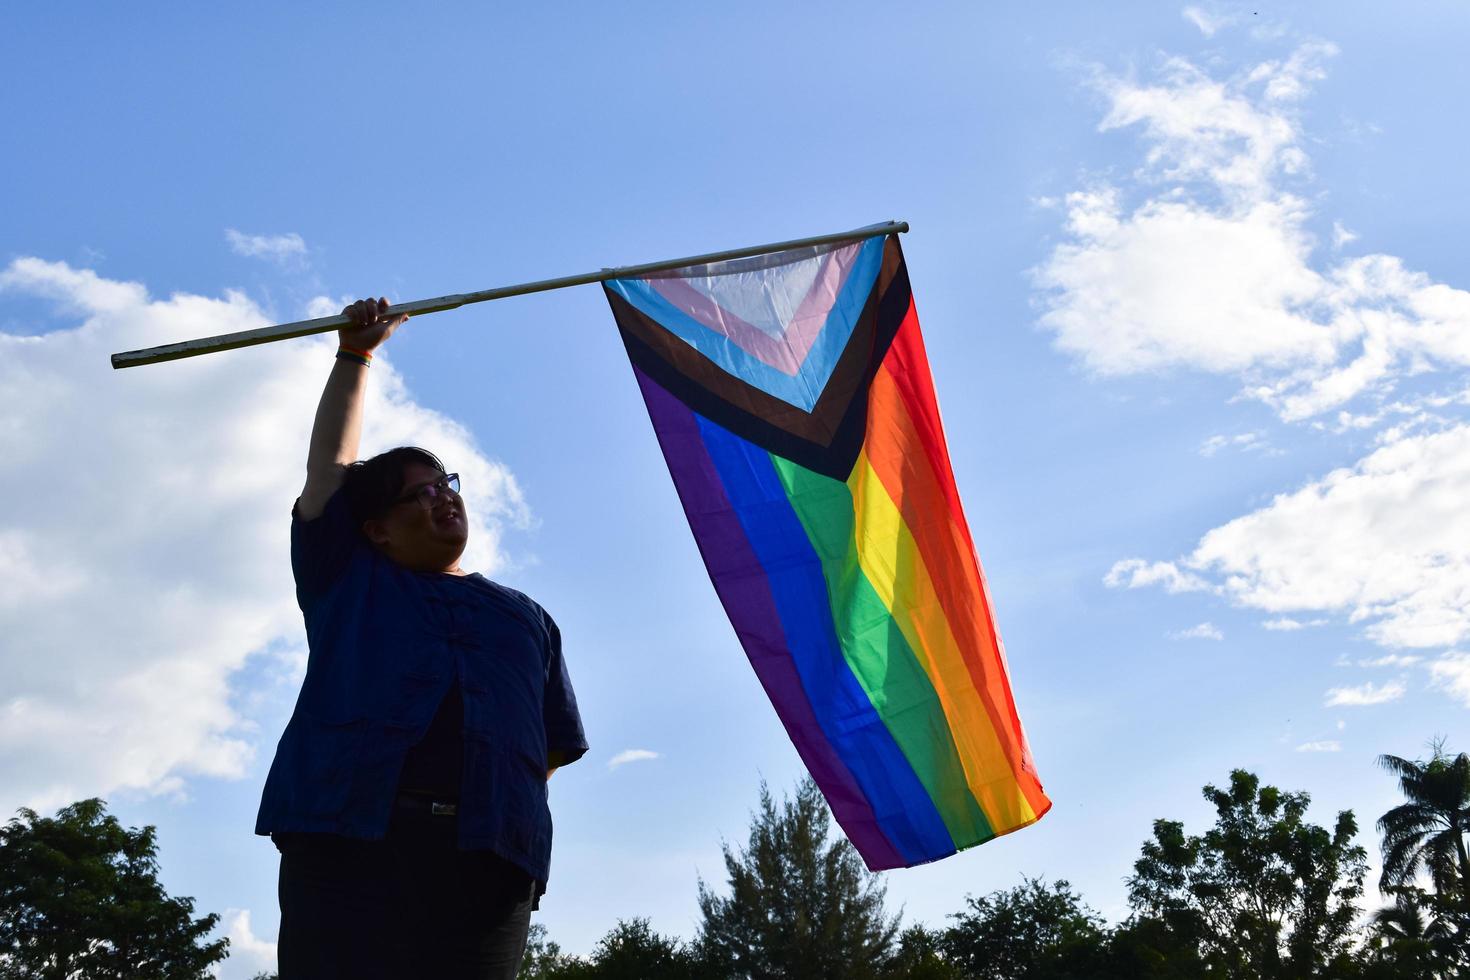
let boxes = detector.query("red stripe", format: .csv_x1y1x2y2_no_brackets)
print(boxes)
866,299,1049,816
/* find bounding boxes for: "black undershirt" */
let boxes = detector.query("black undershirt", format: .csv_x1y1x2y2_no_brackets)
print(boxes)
396,679,464,799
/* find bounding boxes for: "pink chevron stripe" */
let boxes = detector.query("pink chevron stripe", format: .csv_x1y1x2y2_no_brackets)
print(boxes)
645,243,860,377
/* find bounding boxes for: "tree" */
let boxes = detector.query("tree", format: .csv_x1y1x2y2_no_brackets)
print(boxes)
884,925,959,980
0,798,228,979
519,922,589,979
520,919,721,980
1106,914,1209,980
697,777,901,979
940,878,1110,980
1376,740,1470,901
584,918,711,980
1359,885,1467,979
1126,769,1367,978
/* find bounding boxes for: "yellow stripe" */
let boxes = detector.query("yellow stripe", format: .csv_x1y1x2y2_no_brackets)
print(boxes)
847,450,1038,830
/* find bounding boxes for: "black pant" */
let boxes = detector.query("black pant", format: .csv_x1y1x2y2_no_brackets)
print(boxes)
275,802,535,980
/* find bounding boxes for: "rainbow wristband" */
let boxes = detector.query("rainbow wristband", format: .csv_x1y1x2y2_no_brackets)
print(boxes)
336,346,373,367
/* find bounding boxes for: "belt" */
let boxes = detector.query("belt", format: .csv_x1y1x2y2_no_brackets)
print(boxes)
394,792,459,817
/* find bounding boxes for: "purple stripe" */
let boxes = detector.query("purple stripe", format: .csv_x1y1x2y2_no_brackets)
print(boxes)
633,365,903,868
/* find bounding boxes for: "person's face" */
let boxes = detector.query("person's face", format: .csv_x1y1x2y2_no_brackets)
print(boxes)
362,462,469,571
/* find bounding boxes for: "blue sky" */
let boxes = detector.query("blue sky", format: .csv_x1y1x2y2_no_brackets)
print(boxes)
3,2,1469,973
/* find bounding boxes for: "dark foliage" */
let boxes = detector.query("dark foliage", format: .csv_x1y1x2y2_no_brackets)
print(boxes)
1106,914,1210,979
1125,769,1367,978
697,778,901,979
31,745,1462,978
1366,739,1470,978
0,798,227,979
519,922,587,978
940,877,1111,980
885,925,959,979
1376,741,1470,900
584,918,712,980
1358,885,1468,978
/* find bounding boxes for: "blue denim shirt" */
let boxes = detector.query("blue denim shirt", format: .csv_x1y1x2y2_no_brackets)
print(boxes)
255,487,588,884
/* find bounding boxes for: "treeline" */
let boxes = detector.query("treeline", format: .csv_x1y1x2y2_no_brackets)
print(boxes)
523,742,1469,979
0,742,1463,978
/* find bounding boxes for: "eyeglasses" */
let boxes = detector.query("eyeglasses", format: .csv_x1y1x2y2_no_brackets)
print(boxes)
394,473,460,510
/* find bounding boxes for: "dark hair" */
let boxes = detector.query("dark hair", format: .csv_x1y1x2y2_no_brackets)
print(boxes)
341,446,447,529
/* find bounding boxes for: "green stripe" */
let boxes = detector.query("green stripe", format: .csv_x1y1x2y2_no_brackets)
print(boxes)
771,454,993,845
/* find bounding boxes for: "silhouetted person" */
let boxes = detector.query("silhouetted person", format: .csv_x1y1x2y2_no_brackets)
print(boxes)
256,298,587,979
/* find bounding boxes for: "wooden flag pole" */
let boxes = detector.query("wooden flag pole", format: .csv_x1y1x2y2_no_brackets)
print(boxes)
110,220,909,369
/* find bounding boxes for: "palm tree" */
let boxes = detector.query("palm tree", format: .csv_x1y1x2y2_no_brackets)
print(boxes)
1366,887,1458,974
1376,740,1470,900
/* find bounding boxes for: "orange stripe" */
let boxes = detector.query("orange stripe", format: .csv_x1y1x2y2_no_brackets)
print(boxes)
848,449,1038,829
884,304,1043,789
865,302,1050,817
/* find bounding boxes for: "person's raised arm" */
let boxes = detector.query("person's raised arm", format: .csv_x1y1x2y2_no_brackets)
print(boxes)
296,297,409,520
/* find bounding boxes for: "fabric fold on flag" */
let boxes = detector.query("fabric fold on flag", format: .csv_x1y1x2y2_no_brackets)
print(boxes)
605,232,1050,869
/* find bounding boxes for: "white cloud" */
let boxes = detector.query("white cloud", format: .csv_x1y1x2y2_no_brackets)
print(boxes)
1324,680,1407,707
225,229,307,265
1097,48,1323,200
1199,432,1262,456
1262,616,1326,631
1358,654,1422,668
218,909,276,980
1037,190,1332,379
607,748,659,770
1295,740,1341,752
1104,558,1212,594
306,294,351,319
0,258,528,813
1168,622,1223,641
1429,652,1470,707
1182,6,1234,38
1172,425,1470,649
1059,40,1470,702
1036,43,1470,425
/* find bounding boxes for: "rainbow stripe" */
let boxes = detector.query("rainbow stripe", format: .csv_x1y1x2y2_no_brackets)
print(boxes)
606,233,1049,868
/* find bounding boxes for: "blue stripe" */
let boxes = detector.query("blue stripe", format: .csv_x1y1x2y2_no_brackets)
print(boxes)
608,235,885,412
696,413,956,864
